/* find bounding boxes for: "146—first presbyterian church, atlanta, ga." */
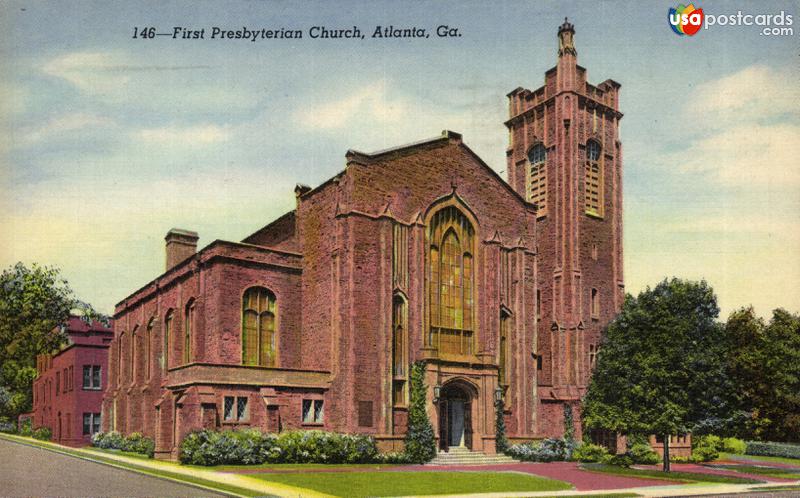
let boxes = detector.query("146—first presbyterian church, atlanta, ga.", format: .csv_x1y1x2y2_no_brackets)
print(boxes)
104,19,625,459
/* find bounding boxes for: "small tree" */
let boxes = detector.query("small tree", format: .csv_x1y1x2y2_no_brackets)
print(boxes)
404,361,436,463
583,278,724,472
495,397,509,453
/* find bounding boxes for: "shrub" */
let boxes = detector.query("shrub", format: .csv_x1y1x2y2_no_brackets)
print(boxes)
495,398,508,454
722,437,747,455
90,431,154,458
0,421,17,434
32,427,51,441
375,451,412,464
506,438,570,462
608,453,634,467
746,441,800,460
571,443,609,463
122,432,155,458
404,361,436,463
694,434,722,451
18,419,32,437
179,429,379,466
628,443,660,465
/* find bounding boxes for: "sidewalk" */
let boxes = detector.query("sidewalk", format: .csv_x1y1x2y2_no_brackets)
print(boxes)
0,433,330,498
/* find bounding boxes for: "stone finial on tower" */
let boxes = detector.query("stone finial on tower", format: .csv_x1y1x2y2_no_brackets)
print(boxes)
558,17,576,57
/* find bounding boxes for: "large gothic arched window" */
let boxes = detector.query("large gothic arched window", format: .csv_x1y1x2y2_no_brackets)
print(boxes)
242,287,276,367
429,206,475,356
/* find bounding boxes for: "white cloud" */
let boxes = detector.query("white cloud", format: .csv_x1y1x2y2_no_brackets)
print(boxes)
42,52,131,96
19,113,115,145
693,65,799,125
295,80,407,130
137,124,231,145
677,123,800,188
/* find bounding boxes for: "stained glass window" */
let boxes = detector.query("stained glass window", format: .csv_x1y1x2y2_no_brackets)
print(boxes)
428,206,475,356
242,287,276,366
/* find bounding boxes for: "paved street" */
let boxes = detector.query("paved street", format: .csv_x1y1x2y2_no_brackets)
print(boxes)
0,438,229,498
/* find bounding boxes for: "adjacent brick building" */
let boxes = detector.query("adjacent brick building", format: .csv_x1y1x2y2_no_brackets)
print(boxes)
32,317,113,446
104,20,624,459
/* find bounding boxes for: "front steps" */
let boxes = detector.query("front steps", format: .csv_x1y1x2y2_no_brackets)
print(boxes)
427,446,519,465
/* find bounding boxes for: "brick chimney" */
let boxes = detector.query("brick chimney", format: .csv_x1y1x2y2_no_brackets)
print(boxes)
165,228,198,271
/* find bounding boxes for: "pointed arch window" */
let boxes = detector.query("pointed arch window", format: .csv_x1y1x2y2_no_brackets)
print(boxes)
392,295,407,405
428,206,475,356
117,332,125,385
585,140,602,216
184,299,195,364
145,317,154,380
528,144,547,214
242,287,276,367
163,310,173,373
130,326,137,383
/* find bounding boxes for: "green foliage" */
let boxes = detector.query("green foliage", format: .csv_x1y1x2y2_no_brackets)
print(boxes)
628,443,660,465
722,437,747,454
506,438,570,462
571,443,610,463
691,435,720,462
583,279,728,445
563,404,575,442
32,426,51,441
725,308,800,442
178,429,378,465
0,263,105,421
746,441,800,460
404,361,436,463
495,398,508,453
91,431,154,457
607,453,634,467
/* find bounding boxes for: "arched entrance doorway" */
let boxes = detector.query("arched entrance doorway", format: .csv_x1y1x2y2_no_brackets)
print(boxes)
438,382,474,451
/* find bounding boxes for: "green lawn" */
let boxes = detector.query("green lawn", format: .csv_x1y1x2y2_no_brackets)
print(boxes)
720,452,800,467
253,471,572,497
708,464,800,479
90,447,154,460
580,463,763,485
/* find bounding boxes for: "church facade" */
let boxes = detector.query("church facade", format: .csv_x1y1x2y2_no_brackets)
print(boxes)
103,20,623,459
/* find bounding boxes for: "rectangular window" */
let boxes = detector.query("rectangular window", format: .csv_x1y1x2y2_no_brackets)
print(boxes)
83,413,100,435
62,369,67,392
93,413,101,434
302,399,324,424
223,396,235,421
68,366,74,391
83,365,101,390
223,396,248,422
56,372,60,396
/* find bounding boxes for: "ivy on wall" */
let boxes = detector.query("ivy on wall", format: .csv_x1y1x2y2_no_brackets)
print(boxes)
404,360,436,463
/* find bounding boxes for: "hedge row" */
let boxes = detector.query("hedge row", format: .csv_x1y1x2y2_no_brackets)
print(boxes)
91,431,155,458
746,441,800,460
179,429,392,466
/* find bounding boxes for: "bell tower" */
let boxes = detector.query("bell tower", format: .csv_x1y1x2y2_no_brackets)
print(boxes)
505,19,624,438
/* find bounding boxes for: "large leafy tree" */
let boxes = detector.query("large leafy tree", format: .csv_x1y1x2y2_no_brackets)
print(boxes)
726,307,800,442
583,278,728,471
0,262,103,421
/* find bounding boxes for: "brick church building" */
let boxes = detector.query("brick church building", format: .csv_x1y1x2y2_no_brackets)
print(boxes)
103,20,624,459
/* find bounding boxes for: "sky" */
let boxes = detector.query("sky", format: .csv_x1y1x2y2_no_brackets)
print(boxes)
1,0,798,318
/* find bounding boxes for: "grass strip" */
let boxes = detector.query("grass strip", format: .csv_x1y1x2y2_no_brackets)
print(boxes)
707,463,800,479
580,463,764,485
0,434,264,497
720,452,800,467
252,470,572,497
196,462,400,472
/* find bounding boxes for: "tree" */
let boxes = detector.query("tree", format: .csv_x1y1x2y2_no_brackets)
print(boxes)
0,262,104,421
582,278,727,472
727,307,800,442
404,361,436,463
